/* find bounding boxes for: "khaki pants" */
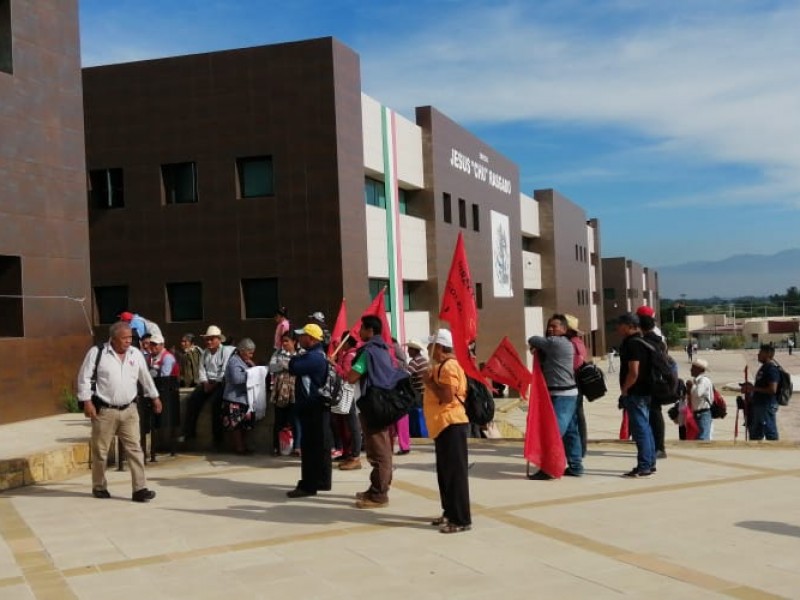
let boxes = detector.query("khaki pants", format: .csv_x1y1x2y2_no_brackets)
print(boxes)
359,414,393,502
91,403,147,493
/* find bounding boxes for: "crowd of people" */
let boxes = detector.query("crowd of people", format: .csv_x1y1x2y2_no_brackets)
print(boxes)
76,303,785,530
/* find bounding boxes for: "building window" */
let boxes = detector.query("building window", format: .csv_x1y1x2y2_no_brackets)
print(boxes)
167,282,203,322
162,162,198,204
443,193,452,223
521,236,536,252
368,278,392,313
89,168,124,209
237,156,274,198
94,285,129,326
398,188,408,215
458,198,467,228
0,255,23,337
475,282,483,309
0,0,11,75
523,289,539,307
241,278,278,319
365,177,386,208
604,288,616,300
471,203,480,232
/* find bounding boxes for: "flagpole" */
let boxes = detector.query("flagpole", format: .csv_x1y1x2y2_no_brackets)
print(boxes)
329,333,351,360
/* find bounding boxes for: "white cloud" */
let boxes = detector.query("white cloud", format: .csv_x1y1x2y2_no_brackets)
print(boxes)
358,2,800,209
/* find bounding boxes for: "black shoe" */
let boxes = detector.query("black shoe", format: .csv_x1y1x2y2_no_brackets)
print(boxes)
395,449,410,456
656,450,667,459
622,468,652,478
132,488,156,502
528,470,554,480
92,489,111,499
286,488,317,498
564,467,583,477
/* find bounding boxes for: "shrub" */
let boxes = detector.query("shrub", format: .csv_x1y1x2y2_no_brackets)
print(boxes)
62,387,81,413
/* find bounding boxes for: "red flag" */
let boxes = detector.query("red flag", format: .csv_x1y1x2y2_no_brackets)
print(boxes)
328,298,348,357
439,233,482,381
619,412,630,440
480,337,531,400
523,358,566,478
683,402,699,440
349,287,393,352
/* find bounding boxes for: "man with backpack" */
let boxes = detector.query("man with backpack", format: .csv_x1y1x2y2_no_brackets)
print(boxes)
639,311,670,459
527,314,584,478
616,312,657,477
742,344,781,440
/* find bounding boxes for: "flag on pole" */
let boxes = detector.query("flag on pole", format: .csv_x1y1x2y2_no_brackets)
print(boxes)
328,298,348,357
619,411,630,440
439,232,482,381
349,286,393,351
523,356,566,478
683,402,699,440
480,337,531,400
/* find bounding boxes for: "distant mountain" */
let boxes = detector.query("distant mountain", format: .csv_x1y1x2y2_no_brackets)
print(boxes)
658,249,800,299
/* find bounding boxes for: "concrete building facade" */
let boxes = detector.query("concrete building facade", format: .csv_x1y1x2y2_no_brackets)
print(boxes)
0,0,91,423
602,256,660,351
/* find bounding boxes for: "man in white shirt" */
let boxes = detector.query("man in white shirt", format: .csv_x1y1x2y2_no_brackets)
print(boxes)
77,321,161,502
686,358,713,440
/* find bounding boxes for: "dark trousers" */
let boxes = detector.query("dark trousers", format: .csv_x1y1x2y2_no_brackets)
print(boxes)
297,404,332,493
360,414,392,502
576,395,587,457
332,401,362,458
649,400,666,453
435,423,471,527
183,382,224,443
272,403,298,453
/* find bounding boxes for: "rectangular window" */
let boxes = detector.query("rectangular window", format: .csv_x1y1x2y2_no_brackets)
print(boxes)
89,168,124,209
237,156,274,198
398,188,408,215
458,198,467,228
0,0,11,75
368,278,392,313
94,285,129,326
167,282,203,322
523,289,539,307
471,203,480,232
475,282,483,309
443,193,452,223
241,278,278,319
162,162,198,204
0,255,23,337
364,177,386,208
604,287,616,300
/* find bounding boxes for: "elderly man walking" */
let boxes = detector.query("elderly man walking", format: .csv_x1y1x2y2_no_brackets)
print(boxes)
77,321,161,502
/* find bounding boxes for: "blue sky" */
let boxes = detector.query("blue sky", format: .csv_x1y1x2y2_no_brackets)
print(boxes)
79,0,800,271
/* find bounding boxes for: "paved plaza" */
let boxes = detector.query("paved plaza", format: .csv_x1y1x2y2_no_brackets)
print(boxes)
1,348,799,599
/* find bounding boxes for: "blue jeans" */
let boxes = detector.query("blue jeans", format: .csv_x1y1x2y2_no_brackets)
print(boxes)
623,395,656,472
748,399,779,440
551,394,583,474
695,410,712,440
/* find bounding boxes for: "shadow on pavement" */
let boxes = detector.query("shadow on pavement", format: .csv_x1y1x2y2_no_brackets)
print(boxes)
737,520,800,538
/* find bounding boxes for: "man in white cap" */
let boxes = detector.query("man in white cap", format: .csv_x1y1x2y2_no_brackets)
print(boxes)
180,325,234,447
686,359,713,440
145,333,180,460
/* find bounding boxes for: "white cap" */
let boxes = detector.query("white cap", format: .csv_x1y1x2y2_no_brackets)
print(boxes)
428,328,453,348
149,334,165,345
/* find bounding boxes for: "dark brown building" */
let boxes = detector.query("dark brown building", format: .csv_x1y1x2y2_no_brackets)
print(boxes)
83,39,526,361
0,0,91,423
602,256,660,350
531,189,605,356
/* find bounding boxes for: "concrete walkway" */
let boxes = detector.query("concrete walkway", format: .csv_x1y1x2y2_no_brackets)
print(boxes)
0,349,799,599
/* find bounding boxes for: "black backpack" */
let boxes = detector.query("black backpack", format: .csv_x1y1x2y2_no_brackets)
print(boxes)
576,362,607,402
772,360,793,406
633,338,682,405
438,360,495,426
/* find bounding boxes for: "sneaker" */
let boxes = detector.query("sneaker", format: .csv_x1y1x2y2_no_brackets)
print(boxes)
355,496,388,509
331,449,343,458
563,467,583,477
355,490,370,500
528,470,554,481
333,454,349,462
131,488,156,502
622,468,652,478
92,489,111,499
338,458,362,470
395,449,410,456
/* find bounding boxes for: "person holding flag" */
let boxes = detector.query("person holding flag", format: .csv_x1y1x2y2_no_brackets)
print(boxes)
527,314,584,478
